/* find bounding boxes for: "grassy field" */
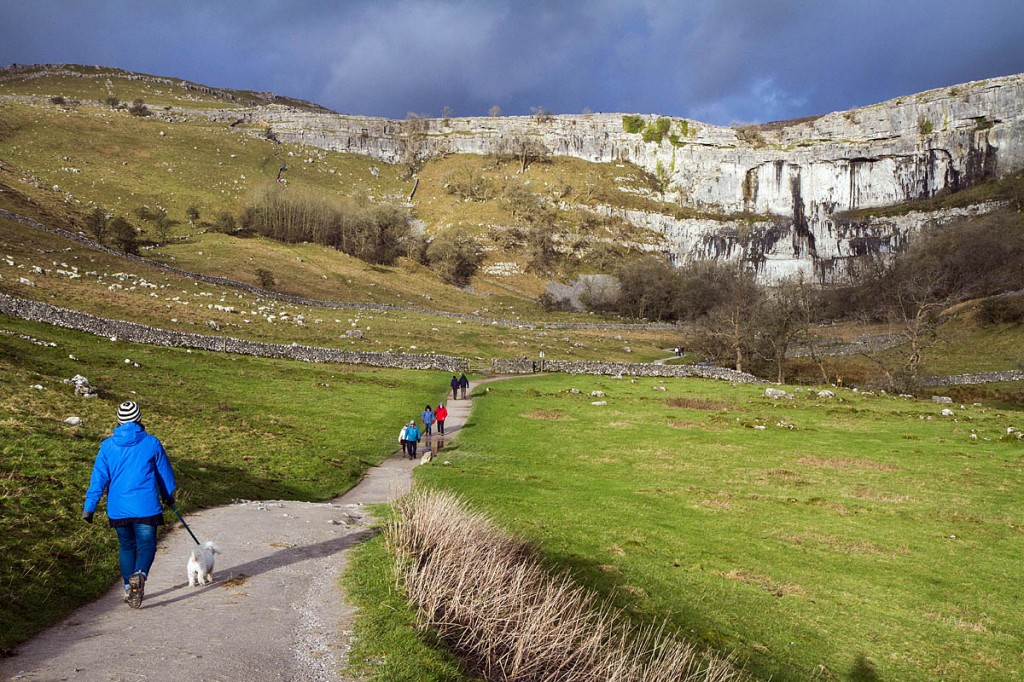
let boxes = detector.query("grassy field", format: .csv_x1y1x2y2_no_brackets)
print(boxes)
412,374,1024,681
0,313,453,650
0,216,679,364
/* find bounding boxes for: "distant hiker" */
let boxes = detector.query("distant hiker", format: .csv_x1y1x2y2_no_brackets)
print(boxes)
450,375,460,400
422,404,435,435
82,401,177,609
399,421,410,454
459,373,469,399
404,420,421,459
435,403,448,435
276,163,287,182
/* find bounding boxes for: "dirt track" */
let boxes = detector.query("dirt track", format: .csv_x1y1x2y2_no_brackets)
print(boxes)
1,384,480,682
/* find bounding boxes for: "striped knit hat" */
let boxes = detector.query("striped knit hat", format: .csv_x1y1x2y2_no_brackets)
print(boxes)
117,400,141,424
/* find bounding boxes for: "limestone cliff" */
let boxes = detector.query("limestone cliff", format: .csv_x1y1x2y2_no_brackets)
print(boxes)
216,73,1024,282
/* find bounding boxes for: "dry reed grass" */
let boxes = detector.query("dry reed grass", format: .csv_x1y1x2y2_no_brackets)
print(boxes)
387,489,744,682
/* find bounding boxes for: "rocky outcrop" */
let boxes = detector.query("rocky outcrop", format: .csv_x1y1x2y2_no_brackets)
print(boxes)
212,73,1024,282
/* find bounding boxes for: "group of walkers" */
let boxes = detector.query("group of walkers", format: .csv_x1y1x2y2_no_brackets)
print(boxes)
450,372,469,401
399,373,467,460
399,402,449,459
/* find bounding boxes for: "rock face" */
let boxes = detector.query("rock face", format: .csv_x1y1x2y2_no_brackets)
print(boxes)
219,74,1024,281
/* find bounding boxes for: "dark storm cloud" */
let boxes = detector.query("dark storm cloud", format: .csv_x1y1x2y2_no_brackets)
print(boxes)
1,0,1022,125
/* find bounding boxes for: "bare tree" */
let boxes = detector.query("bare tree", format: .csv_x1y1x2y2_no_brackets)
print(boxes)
489,104,501,117
399,113,429,178
753,274,818,383
495,135,550,173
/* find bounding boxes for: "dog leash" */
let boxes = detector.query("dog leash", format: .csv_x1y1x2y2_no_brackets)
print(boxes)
170,503,201,546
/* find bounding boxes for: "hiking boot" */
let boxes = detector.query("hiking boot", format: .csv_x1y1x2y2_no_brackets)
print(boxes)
127,571,145,609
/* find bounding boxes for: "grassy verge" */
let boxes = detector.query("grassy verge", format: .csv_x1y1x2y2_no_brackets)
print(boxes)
412,374,1024,681
342,526,479,681
0,314,451,650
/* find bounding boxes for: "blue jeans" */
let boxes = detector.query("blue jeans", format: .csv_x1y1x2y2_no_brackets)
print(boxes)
114,523,157,586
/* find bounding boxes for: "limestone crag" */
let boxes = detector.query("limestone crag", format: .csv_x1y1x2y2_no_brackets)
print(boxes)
215,73,1024,281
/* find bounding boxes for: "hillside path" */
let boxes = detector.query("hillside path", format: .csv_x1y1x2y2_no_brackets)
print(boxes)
1,380,491,682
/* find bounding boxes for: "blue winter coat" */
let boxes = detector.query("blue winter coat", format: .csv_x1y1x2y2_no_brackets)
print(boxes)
405,424,421,442
422,409,435,426
84,422,177,520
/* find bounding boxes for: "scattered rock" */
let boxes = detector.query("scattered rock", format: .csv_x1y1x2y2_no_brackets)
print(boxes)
590,390,605,397
64,374,99,398
64,416,82,426
817,390,835,399
764,387,789,399
932,396,953,404
591,400,607,406
941,408,954,417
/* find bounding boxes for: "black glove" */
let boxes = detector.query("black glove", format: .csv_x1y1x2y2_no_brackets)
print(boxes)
82,510,94,524
163,495,175,508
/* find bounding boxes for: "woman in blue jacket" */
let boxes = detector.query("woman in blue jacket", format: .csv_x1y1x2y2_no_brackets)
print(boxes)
421,404,435,435
83,401,177,608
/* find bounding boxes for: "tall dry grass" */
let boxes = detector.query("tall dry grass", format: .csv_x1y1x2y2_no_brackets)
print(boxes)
387,489,744,682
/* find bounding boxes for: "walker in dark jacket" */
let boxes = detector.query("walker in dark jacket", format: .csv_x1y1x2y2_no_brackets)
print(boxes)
83,401,177,608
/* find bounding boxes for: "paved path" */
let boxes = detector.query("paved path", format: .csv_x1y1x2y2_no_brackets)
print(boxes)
1,384,482,682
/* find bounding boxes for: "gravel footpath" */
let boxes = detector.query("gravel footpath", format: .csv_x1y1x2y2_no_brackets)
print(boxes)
1,385,480,682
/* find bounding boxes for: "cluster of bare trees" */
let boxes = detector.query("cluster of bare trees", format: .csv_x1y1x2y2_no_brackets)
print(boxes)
241,183,412,265
608,203,1024,388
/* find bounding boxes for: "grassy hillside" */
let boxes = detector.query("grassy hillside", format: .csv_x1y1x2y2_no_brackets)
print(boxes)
414,374,1024,681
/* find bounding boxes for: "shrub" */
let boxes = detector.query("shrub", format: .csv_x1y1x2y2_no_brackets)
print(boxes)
186,205,201,224
531,106,554,123
977,295,1024,326
735,126,767,148
426,230,483,286
493,135,550,172
128,99,150,117
153,212,172,242
621,115,645,134
108,216,138,254
104,96,120,108
255,268,276,290
918,116,934,135
84,208,109,244
442,167,494,202
49,96,66,105
641,117,672,144
209,212,237,234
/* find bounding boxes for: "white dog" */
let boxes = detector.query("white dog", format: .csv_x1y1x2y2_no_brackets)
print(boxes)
187,541,221,586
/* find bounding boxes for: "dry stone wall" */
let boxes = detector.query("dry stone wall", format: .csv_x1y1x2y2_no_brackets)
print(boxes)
491,357,763,383
0,292,469,372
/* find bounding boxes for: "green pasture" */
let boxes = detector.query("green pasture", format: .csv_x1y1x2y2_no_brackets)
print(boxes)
413,374,1024,681
0,314,451,650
